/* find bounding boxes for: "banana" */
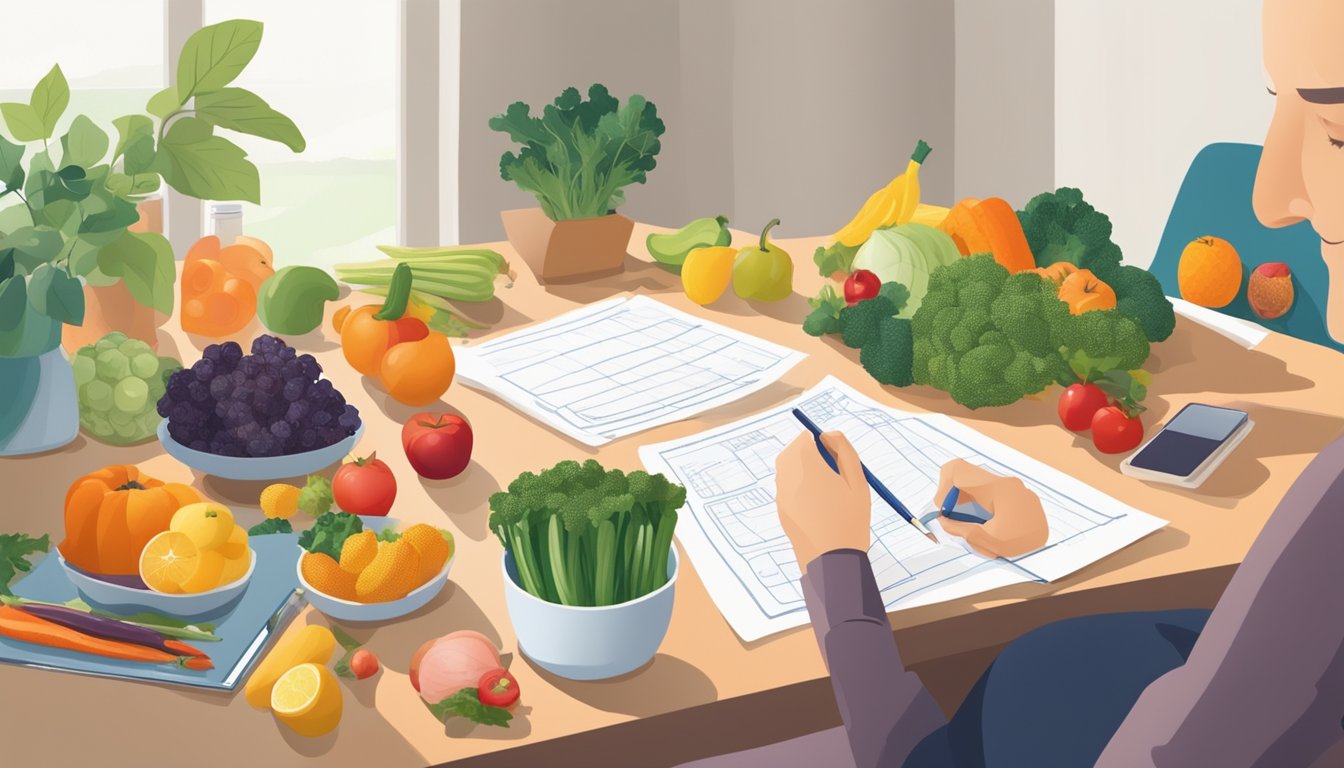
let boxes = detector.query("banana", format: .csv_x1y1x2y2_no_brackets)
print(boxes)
881,139,932,228
831,139,933,248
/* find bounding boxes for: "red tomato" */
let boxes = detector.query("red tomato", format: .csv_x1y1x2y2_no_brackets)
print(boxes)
477,668,520,710
350,649,380,680
1058,383,1109,432
401,412,474,480
1091,406,1144,454
844,269,882,305
332,455,397,516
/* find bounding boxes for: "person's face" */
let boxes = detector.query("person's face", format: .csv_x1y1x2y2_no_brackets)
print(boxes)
1256,0,1344,252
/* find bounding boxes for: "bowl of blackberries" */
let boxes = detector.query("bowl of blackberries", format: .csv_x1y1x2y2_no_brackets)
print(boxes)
156,335,363,481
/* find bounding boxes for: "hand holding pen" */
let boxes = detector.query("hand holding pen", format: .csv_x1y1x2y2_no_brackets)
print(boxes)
933,460,1049,559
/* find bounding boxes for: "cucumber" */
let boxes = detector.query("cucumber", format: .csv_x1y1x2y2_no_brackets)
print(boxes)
646,215,731,269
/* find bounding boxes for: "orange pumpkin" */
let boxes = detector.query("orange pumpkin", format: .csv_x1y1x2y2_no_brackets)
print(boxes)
1057,269,1118,315
60,466,202,576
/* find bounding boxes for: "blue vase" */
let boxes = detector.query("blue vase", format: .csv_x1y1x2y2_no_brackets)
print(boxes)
0,346,79,456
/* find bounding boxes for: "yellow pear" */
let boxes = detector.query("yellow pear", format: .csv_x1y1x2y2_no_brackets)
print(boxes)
681,246,736,305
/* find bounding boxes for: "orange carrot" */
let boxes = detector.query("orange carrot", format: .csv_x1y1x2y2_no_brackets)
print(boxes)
0,605,188,666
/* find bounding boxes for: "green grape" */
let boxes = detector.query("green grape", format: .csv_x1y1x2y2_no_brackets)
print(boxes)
72,355,96,387
94,337,120,353
112,419,140,440
108,408,134,427
113,377,150,413
82,380,114,412
148,376,167,401
95,349,130,381
136,411,163,437
130,352,158,378
87,413,114,437
76,345,98,360
118,338,148,357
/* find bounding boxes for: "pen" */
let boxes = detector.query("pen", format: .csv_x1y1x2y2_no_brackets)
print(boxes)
790,408,940,544
939,486,993,525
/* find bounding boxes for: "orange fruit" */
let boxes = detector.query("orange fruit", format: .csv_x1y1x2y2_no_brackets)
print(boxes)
139,532,201,594
220,551,251,586
338,530,377,575
180,550,226,593
1058,269,1118,315
260,484,301,520
169,502,235,550
379,334,455,407
1178,236,1242,308
355,540,420,603
219,525,248,559
301,552,357,600
401,524,451,586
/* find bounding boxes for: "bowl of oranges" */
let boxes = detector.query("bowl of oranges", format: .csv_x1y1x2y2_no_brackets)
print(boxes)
60,501,256,617
298,517,455,622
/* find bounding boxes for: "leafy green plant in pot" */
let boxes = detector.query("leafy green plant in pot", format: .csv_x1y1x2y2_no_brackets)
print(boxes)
488,460,684,680
490,84,664,283
0,19,304,456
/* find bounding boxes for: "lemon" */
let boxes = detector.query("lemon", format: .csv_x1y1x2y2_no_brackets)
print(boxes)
259,483,301,520
139,532,200,594
219,525,248,559
180,550,226,593
170,502,235,550
271,663,342,737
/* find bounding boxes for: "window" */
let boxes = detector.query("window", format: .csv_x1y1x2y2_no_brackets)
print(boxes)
203,0,398,268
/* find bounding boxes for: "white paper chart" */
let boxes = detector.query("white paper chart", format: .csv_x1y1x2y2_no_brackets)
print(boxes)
454,295,805,445
640,376,1167,642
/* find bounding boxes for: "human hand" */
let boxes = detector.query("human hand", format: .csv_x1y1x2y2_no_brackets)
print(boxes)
934,459,1048,558
775,431,872,571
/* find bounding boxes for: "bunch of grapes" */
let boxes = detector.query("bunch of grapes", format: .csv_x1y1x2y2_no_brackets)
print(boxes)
157,335,361,458
75,332,182,445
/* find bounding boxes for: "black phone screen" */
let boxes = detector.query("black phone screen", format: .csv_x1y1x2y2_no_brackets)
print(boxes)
1128,404,1248,477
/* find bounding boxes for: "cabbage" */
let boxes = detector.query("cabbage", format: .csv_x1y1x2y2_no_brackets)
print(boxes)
852,223,962,318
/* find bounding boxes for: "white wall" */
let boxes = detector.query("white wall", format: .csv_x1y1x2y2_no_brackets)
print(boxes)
1054,0,1271,268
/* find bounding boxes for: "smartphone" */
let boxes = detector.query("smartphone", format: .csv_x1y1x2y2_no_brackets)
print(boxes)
1120,403,1253,488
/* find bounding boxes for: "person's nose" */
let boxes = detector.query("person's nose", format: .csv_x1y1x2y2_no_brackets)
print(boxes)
1253,106,1314,228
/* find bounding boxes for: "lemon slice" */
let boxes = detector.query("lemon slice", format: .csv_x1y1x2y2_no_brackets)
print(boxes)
271,663,343,737
139,532,201,594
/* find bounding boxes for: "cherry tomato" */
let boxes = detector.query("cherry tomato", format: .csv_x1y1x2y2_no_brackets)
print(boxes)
1058,383,1109,432
1091,406,1144,454
477,668,520,710
844,269,882,306
350,649,380,680
332,454,397,516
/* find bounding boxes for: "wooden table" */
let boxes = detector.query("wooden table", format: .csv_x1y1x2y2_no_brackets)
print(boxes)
3,224,1342,768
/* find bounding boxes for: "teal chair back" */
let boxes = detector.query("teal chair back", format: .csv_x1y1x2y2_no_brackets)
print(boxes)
1149,142,1340,351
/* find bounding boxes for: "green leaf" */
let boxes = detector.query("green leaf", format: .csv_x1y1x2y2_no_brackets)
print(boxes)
0,250,12,283
375,529,402,542
106,171,160,197
30,64,69,140
0,103,44,143
27,263,83,325
60,115,109,168
330,625,363,678
145,86,182,120
247,518,293,536
0,275,28,330
0,226,63,273
195,88,305,152
425,688,513,728
152,116,259,203
0,136,24,192
95,230,175,314
30,166,93,208
176,20,264,100
112,115,154,160
67,236,104,279
0,533,50,596
23,151,52,197
79,193,139,235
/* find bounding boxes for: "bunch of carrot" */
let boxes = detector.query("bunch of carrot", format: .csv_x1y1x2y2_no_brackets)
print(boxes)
0,602,214,670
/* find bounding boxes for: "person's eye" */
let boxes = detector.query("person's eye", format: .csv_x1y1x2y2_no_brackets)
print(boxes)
1331,138,1344,149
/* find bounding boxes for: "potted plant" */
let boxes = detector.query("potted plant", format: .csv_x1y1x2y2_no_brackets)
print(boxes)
488,460,684,680
0,19,304,456
490,84,664,283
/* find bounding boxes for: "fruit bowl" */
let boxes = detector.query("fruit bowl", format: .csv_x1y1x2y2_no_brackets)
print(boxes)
158,421,363,481
58,547,257,617
298,553,454,623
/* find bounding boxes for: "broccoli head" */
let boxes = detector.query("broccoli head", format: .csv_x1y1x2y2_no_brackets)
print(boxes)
1017,187,1122,274
1089,261,1177,342
298,511,364,560
911,256,1067,408
860,317,914,386
839,293,899,348
1056,307,1151,373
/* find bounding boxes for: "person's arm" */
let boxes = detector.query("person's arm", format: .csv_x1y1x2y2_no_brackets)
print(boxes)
801,548,946,768
1098,436,1344,767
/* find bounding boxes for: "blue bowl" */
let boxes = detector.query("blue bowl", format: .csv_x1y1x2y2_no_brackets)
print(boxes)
157,421,364,481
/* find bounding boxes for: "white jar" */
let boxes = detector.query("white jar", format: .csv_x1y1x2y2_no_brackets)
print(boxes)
210,203,244,246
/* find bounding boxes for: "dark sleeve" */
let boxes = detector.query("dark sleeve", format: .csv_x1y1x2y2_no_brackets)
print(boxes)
1098,436,1344,767
802,549,948,768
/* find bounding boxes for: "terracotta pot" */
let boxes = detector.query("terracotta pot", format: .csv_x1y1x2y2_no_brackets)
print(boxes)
62,195,168,353
500,208,634,283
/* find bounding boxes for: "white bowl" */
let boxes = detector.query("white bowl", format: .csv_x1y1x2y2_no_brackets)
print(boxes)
58,548,257,618
158,421,363,481
298,553,454,623
502,548,677,680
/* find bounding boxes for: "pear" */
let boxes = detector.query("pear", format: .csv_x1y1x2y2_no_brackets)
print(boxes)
732,219,793,301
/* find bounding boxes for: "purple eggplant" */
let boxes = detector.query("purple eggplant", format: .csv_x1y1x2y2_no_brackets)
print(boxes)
15,603,208,659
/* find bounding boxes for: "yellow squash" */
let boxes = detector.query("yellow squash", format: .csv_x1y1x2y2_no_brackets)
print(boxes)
244,624,336,708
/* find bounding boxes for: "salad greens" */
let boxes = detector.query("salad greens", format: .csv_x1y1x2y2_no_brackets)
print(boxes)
298,511,363,561
426,687,512,727
0,532,48,595
489,84,664,221
248,518,293,536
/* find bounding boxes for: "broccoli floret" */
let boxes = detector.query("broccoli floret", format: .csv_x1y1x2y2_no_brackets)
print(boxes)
1058,308,1150,372
860,317,914,386
877,282,910,314
839,294,898,348
298,511,363,560
1090,261,1177,342
1018,187,1122,274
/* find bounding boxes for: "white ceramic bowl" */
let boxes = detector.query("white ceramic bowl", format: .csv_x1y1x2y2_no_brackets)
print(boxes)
58,548,257,618
157,421,363,481
298,553,454,623
502,548,677,680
